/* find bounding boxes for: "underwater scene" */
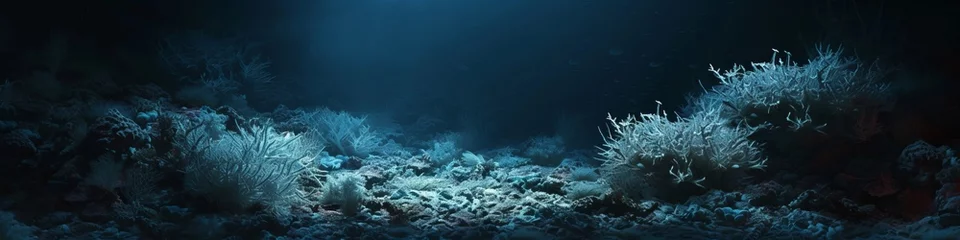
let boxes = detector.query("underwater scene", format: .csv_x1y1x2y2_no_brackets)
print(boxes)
1,0,959,239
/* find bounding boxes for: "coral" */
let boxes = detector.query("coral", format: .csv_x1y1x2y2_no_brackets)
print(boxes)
296,108,385,157
420,137,461,166
692,47,891,128
158,32,281,104
320,172,367,216
898,140,948,175
181,120,316,216
598,101,766,192
90,109,152,153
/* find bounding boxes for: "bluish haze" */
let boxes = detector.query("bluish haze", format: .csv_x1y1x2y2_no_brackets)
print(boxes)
283,0,811,147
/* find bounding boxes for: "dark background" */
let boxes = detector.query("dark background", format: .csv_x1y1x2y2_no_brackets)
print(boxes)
1,0,957,148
